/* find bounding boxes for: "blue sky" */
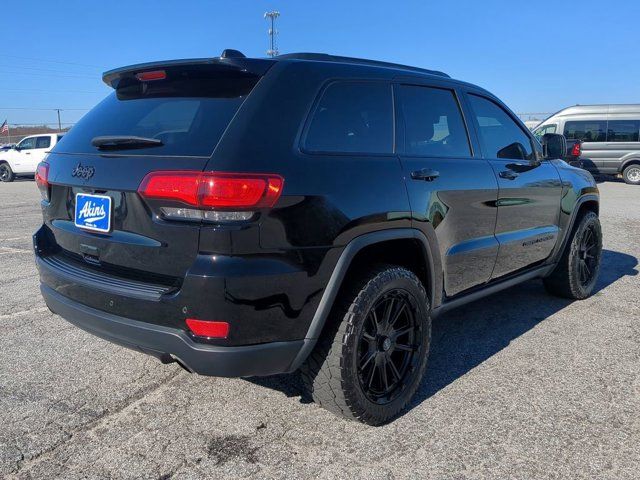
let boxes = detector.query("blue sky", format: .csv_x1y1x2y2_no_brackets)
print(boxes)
1,0,638,127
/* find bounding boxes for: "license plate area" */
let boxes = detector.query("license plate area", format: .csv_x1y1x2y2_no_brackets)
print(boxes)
74,193,112,233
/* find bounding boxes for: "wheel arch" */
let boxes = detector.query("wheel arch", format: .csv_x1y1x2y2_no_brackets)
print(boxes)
620,157,640,173
288,228,440,371
550,194,599,266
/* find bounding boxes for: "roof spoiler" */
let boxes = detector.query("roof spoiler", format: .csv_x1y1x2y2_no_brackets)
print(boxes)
102,55,275,89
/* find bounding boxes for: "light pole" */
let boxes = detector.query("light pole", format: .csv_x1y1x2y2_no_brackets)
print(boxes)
264,11,280,57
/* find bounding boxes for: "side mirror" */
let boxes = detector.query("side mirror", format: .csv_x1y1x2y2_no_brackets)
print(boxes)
541,133,566,160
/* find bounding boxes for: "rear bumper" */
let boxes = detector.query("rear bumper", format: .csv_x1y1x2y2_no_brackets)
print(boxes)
41,284,305,377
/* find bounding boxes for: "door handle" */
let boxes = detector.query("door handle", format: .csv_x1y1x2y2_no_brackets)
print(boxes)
499,170,519,180
410,168,440,181
25,152,31,155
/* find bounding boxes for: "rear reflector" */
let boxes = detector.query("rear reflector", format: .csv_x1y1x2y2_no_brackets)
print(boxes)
571,142,581,157
186,319,230,339
138,171,284,210
35,162,50,201
135,70,166,81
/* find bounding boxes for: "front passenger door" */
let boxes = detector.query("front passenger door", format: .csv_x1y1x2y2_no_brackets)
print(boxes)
465,93,562,278
12,136,37,173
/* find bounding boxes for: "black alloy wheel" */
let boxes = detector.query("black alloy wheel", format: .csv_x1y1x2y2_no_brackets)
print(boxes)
357,290,422,404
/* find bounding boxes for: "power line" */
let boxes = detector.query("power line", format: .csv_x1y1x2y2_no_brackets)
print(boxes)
0,107,90,111
0,69,97,79
4,65,101,76
0,54,103,69
0,88,104,94
6,122,76,126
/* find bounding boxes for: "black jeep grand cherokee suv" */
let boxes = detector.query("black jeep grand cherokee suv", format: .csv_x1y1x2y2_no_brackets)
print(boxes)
35,51,602,425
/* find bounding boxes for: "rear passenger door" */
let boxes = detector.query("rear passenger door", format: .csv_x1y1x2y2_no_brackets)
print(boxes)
464,93,562,279
604,119,640,173
395,83,499,297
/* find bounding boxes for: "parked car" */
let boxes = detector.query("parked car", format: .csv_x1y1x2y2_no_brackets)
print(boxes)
34,51,602,424
533,104,640,184
0,134,64,182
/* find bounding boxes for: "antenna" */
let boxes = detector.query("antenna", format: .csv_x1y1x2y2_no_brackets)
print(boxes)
264,10,280,57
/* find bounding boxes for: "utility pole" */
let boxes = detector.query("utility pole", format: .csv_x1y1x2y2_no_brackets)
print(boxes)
56,109,62,132
264,11,280,57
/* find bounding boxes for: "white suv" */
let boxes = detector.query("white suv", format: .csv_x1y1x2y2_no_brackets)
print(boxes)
0,133,63,182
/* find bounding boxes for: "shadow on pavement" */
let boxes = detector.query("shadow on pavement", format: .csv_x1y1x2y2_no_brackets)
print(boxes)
246,249,638,413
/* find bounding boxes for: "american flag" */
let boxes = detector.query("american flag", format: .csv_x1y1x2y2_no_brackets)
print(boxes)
0,120,8,134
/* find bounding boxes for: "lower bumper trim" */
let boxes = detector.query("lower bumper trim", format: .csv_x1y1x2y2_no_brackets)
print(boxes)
41,285,304,378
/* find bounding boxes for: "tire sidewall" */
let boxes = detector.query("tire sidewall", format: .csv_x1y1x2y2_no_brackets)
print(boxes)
340,270,431,423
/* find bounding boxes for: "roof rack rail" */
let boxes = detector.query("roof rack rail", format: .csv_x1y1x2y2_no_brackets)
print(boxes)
275,52,449,78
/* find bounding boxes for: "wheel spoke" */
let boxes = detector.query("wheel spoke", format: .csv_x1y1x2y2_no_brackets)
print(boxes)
579,261,587,283
394,326,412,339
382,297,395,330
370,309,381,332
362,332,375,343
380,357,389,391
389,302,407,328
388,358,401,382
366,362,377,389
583,260,592,278
395,343,414,352
360,350,375,369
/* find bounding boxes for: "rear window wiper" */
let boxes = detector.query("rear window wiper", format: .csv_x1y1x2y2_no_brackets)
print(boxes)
91,135,163,150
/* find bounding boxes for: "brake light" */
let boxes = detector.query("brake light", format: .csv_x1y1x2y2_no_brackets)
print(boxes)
135,70,166,81
185,319,230,339
571,142,581,157
35,162,50,201
139,171,283,209
139,172,200,205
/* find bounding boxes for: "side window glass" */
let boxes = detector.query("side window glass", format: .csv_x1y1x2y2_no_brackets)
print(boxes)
467,94,534,161
606,120,640,142
304,82,393,154
398,85,471,157
35,136,51,149
533,124,557,142
563,120,607,142
17,137,36,150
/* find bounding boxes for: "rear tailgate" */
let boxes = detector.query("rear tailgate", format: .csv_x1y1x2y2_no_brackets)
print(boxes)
40,58,272,283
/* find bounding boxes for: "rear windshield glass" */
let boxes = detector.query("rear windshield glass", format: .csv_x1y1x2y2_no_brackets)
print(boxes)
55,71,258,157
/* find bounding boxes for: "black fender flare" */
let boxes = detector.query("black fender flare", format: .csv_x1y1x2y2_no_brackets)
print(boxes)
548,193,599,267
287,228,439,372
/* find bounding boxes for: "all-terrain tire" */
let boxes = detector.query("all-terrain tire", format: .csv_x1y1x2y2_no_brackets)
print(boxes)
543,211,602,299
300,265,431,425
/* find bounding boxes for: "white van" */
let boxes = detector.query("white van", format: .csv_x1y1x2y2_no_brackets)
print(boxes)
533,104,640,185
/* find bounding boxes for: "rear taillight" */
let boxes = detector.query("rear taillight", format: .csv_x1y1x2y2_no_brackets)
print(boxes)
571,142,581,157
185,319,230,339
138,171,284,223
35,162,50,202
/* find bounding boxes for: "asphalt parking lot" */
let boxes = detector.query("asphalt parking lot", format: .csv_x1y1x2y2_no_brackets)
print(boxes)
1,178,638,479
